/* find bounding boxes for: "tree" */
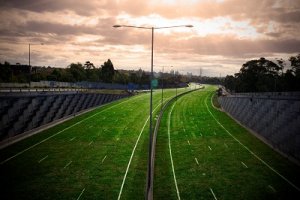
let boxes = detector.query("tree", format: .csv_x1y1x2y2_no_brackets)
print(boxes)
0,61,12,82
84,61,99,82
69,62,86,82
100,59,115,83
289,54,300,78
236,57,282,92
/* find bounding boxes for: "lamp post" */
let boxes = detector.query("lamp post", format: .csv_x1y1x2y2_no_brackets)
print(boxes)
113,24,193,200
156,65,173,112
29,43,44,87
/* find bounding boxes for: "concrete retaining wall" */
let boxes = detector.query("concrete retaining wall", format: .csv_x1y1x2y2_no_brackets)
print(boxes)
218,92,300,163
0,92,130,141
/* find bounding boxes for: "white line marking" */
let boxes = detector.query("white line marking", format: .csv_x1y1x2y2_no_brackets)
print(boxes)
224,143,228,148
195,158,199,165
187,140,191,145
206,94,300,192
117,100,166,200
208,146,212,151
101,155,107,163
241,161,248,168
1,95,143,165
76,188,85,200
38,155,48,163
210,188,218,200
88,141,93,146
64,161,72,169
268,185,276,193
70,137,76,141
168,102,181,200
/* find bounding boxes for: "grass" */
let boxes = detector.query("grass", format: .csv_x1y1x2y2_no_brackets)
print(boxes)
154,85,300,200
1,85,299,200
0,87,190,200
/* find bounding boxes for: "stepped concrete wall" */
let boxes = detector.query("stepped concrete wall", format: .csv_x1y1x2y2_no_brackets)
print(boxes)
218,92,300,163
0,91,130,141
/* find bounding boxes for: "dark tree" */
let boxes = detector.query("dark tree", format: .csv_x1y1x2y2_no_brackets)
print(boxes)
69,63,86,81
100,59,115,83
0,61,12,82
236,57,282,92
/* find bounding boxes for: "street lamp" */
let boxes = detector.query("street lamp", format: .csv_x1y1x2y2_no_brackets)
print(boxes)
156,65,173,112
113,24,193,200
29,43,44,87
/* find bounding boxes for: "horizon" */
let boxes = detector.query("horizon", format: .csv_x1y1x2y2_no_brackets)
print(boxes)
0,0,299,77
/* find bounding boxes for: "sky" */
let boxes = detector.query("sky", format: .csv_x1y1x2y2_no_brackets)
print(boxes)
0,0,300,76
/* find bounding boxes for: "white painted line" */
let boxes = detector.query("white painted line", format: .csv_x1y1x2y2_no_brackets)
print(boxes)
1,95,143,165
187,140,191,145
224,143,228,148
76,188,85,200
206,94,300,192
64,161,72,169
241,161,248,168
210,188,218,200
268,185,276,193
208,146,212,151
70,137,76,141
168,102,181,200
117,100,166,200
101,155,107,163
88,141,93,146
38,155,48,163
195,158,199,165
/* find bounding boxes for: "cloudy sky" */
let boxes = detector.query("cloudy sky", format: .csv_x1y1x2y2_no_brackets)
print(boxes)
0,0,299,76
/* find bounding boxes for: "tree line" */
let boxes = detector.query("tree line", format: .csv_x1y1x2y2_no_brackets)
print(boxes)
0,59,224,88
224,54,300,92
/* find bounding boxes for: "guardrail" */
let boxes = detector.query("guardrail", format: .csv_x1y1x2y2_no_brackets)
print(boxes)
146,88,200,200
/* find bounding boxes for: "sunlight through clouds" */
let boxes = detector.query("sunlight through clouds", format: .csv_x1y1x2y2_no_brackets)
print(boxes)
0,0,299,76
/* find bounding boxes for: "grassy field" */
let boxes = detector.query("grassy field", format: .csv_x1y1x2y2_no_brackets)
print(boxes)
154,85,300,200
1,85,299,200
0,87,192,200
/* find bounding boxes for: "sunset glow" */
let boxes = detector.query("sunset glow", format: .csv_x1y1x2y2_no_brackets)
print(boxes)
0,0,299,76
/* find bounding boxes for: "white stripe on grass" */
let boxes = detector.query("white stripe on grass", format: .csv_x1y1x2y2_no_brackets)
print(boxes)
224,143,228,148
241,161,248,168
210,188,218,200
1,95,143,165
76,188,85,200
69,137,76,141
101,155,107,163
268,185,276,193
208,146,212,151
63,161,72,169
206,94,300,192
88,141,93,146
117,99,166,200
187,140,191,145
195,158,199,165
38,155,48,163
168,102,181,200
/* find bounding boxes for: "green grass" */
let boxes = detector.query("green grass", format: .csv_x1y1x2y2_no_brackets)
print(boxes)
0,87,189,200
154,85,300,200
1,85,299,200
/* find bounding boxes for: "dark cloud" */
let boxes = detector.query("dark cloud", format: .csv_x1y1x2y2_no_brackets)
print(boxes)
0,0,115,16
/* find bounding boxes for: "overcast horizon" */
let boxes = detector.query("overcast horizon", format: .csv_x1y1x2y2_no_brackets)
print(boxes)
0,0,300,77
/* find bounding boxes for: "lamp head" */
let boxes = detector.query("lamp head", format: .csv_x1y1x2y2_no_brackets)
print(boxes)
185,25,193,28
113,25,122,28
